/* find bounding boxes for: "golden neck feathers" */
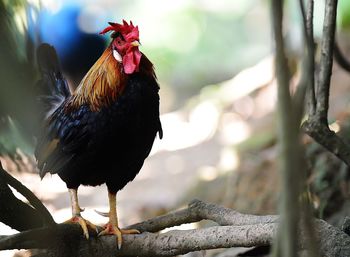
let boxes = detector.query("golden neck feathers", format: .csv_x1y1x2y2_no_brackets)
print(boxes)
68,47,127,112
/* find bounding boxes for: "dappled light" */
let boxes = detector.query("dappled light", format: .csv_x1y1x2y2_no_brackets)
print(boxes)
0,1,276,250
3,0,350,256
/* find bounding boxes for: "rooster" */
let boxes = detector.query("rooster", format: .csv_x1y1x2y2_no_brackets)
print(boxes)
35,20,162,248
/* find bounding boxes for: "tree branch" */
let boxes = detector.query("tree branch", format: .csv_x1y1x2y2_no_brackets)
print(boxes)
0,161,55,226
302,119,350,166
0,200,349,257
126,199,278,233
0,223,276,254
305,0,316,115
0,174,44,231
297,0,315,118
316,0,338,122
300,0,350,166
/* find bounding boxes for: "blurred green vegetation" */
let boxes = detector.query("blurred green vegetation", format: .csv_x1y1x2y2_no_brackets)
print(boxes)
1,0,350,159
338,0,350,29
136,0,271,107
0,0,38,158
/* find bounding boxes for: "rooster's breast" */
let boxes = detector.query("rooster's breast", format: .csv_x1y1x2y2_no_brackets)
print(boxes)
58,73,161,192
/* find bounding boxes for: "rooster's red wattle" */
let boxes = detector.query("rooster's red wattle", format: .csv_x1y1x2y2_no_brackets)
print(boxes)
35,20,162,247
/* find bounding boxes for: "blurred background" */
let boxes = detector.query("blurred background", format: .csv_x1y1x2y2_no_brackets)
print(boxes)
1,0,350,256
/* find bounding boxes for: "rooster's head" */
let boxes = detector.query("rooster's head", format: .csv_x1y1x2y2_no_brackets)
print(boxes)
100,20,141,74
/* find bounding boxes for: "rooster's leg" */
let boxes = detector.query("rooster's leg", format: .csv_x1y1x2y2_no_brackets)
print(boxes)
63,188,97,239
98,191,140,249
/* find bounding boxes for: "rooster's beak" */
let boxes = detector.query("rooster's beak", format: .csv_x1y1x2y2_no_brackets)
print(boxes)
131,40,141,47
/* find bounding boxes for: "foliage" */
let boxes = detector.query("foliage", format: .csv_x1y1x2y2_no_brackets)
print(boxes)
0,0,39,157
338,0,350,29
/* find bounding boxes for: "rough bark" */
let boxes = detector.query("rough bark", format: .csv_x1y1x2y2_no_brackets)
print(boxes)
315,0,338,121
0,199,349,257
126,199,278,233
301,0,350,166
302,119,350,166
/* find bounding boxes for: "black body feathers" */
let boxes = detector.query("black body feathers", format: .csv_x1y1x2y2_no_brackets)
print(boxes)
35,44,162,193
36,44,71,117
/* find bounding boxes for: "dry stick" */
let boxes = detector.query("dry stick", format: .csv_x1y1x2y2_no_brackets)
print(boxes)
299,0,318,119
126,199,278,233
305,0,316,115
294,0,313,122
0,200,349,257
0,162,55,226
0,200,278,253
316,0,338,121
0,223,277,254
302,0,350,166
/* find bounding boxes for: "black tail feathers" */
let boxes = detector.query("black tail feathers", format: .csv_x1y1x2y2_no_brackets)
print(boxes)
36,43,70,116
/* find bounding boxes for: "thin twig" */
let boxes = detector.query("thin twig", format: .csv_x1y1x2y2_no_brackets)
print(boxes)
306,0,316,114
296,0,315,118
294,0,313,122
316,0,338,122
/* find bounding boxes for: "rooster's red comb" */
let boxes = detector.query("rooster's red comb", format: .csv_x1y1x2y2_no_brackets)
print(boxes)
100,20,139,42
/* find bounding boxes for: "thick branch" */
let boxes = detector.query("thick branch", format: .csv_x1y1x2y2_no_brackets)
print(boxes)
0,175,43,231
0,223,276,255
0,200,349,257
127,199,278,233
